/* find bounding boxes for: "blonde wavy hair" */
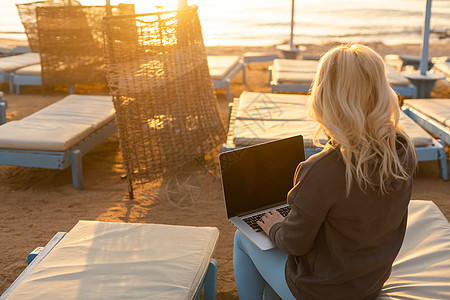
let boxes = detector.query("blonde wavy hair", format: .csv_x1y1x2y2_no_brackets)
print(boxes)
309,44,416,195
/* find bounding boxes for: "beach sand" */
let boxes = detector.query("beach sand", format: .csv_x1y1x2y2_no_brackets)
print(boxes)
0,40,449,298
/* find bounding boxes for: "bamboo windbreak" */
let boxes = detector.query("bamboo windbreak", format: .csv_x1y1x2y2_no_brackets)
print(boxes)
102,6,226,187
16,0,81,53
35,4,134,91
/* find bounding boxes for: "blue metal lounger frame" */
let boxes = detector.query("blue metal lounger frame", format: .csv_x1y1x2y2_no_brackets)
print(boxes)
10,72,42,94
0,98,117,189
210,57,246,101
222,96,448,180
403,105,450,179
1,233,218,300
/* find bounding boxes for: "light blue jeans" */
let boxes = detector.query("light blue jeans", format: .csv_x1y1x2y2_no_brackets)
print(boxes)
233,230,296,300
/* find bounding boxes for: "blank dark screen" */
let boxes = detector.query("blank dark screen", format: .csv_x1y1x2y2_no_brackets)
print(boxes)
220,135,305,218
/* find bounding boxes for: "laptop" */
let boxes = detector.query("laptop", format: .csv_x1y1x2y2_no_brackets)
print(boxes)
219,135,305,250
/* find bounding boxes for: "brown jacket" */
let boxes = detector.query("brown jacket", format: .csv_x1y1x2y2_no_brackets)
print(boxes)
269,138,416,300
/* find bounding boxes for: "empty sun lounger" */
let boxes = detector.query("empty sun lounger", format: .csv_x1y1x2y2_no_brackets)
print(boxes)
377,200,450,299
402,99,450,178
223,92,447,179
433,59,450,82
269,59,418,98
10,63,42,94
1,221,219,300
0,53,40,85
403,99,450,144
0,94,116,189
207,55,245,101
384,54,434,71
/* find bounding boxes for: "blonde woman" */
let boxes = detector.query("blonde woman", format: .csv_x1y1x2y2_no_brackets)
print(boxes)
233,44,417,300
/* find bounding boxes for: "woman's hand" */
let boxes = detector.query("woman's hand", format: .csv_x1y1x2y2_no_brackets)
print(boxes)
257,209,285,236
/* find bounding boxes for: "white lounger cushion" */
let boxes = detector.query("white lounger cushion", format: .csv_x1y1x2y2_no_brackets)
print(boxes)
0,95,114,151
6,221,219,300
272,59,317,83
272,59,411,86
207,55,240,79
14,63,42,76
237,91,311,121
0,53,40,73
404,99,450,128
385,63,411,86
233,92,432,148
399,111,433,147
434,61,450,76
377,200,450,299
233,119,328,147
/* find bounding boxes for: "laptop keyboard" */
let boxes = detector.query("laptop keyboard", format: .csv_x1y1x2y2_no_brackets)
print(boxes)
243,206,291,232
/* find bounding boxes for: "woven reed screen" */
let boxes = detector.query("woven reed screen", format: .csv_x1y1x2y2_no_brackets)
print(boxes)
16,1,81,53
36,4,134,90
102,6,226,187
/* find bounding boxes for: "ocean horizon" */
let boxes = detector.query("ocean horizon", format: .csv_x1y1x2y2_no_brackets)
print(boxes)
0,0,449,46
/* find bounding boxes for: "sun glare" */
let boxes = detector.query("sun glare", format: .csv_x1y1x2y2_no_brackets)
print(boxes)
133,0,180,14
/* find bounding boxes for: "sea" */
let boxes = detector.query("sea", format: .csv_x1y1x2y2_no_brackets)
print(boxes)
0,0,449,46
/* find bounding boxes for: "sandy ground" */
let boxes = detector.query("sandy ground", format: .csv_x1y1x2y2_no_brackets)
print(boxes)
0,41,449,298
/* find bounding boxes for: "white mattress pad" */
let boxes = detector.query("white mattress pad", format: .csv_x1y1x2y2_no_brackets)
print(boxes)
0,53,40,73
0,94,114,151
233,119,328,147
207,55,240,79
434,61,450,76
14,63,42,76
272,59,317,83
399,111,433,147
385,63,411,86
377,200,450,299
233,93,432,148
404,99,450,128
6,221,219,300
237,91,311,121
272,59,411,86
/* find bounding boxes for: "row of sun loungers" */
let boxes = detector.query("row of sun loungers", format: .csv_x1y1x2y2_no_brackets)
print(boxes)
269,58,418,98
223,92,449,179
0,50,449,299
0,53,245,99
0,53,40,88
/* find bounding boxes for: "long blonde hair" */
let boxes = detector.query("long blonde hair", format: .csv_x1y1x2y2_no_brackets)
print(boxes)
309,44,416,194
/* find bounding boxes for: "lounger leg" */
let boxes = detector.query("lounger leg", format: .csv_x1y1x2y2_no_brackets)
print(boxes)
242,65,246,84
437,141,448,180
0,97,7,125
9,73,14,94
16,84,21,95
225,79,232,101
71,149,83,189
204,259,218,300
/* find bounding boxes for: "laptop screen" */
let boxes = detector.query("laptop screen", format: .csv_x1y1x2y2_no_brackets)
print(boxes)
219,135,305,218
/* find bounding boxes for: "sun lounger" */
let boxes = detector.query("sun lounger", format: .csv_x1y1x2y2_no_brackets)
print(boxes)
433,59,450,82
269,59,418,98
0,53,40,86
1,221,219,300
377,200,450,299
402,99,450,178
207,55,245,101
384,54,434,71
0,94,116,189
403,99,450,144
10,63,42,94
222,92,448,179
